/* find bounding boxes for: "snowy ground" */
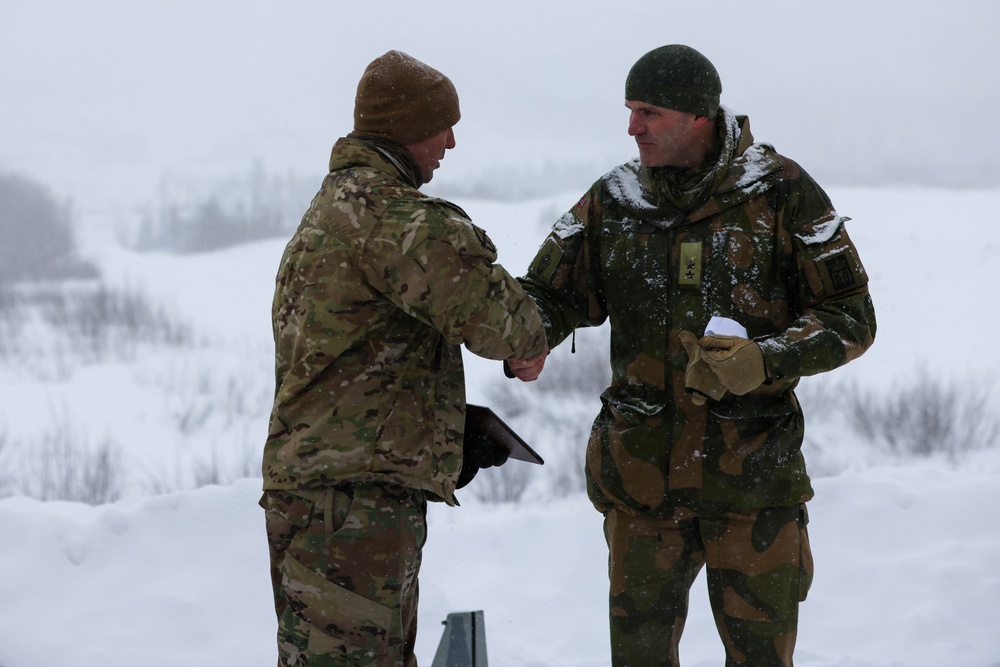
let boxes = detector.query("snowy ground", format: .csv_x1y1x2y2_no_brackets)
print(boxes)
2,462,998,667
2,186,1000,666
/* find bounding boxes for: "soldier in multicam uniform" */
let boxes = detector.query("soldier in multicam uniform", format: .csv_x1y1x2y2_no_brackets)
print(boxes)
509,45,876,666
261,50,548,667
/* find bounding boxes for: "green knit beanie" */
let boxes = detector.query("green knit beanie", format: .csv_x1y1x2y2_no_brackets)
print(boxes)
625,45,722,119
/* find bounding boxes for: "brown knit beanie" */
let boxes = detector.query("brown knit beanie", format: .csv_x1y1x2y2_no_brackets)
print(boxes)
353,50,461,145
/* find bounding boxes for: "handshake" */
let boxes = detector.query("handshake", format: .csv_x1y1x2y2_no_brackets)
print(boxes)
678,331,767,405
505,344,549,382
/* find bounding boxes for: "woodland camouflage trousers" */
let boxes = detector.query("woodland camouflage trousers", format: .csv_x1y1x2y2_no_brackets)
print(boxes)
261,483,427,667
604,504,813,667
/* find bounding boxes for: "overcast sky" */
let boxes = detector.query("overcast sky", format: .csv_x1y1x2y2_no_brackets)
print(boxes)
2,0,998,213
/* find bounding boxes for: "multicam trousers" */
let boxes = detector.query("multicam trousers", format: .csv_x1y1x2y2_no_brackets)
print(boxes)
604,504,813,667
261,483,428,667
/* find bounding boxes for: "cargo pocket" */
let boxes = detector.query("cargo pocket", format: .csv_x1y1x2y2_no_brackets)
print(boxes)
586,392,669,515
282,550,393,660
706,393,809,507
708,393,799,446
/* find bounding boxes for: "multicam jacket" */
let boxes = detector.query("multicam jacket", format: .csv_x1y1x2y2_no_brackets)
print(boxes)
520,111,876,516
265,137,546,505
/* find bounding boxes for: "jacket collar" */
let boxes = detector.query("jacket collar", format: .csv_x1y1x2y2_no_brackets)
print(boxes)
685,115,785,223
329,134,423,188
603,111,785,226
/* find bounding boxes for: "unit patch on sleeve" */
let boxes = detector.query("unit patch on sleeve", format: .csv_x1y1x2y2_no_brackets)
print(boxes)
822,253,857,292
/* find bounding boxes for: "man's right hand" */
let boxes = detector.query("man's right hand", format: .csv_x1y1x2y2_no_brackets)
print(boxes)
678,331,728,404
506,345,549,382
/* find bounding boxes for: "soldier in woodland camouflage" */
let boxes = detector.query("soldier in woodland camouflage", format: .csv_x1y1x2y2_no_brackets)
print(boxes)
511,45,876,666
262,50,547,667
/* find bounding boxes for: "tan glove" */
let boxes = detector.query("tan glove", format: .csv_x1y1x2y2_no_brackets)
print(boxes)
678,331,728,405
699,335,767,395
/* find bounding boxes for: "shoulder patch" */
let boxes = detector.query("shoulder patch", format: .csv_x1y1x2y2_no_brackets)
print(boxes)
467,221,497,256
427,197,472,221
813,244,867,296
430,199,498,261
528,237,565,286
822,254,857,292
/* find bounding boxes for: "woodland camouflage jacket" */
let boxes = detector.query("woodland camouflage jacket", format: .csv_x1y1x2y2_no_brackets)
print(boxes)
265,137,546,505
520,113,876,516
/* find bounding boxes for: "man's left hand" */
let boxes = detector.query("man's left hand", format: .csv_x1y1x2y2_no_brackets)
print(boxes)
457,430,510,488
699,335,767,395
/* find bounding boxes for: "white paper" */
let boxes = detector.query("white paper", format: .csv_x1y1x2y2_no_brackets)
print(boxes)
704,316,748,338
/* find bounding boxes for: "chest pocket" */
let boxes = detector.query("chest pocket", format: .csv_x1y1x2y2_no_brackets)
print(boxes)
600,217,673,323
700,204,787,335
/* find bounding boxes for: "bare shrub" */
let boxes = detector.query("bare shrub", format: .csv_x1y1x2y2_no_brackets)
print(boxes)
841,371,998,459
487,327,610,419
432,160,609,201
151,360,269,437
192,444,261,489
483,328,608,499
40,283,193,362
0,429,11,496
136,438,261,497
546,432,590,497
175,402,214,435
0,172,96,281
0,290,24,361
133,162,314,253
143,444,261,495
797,367,1000,467
522,334,611,399
192,450,227,489
469,462,534,504
15,415,124,505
